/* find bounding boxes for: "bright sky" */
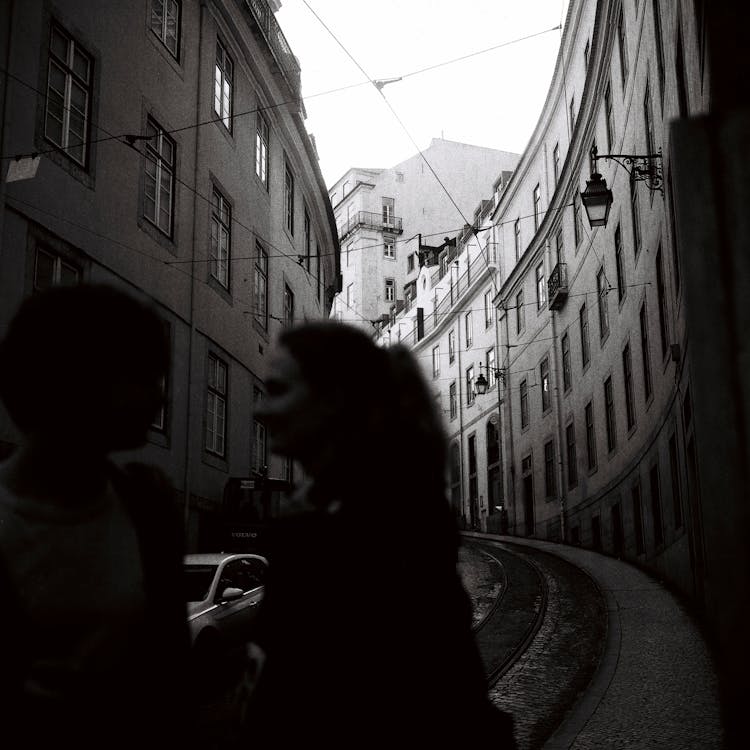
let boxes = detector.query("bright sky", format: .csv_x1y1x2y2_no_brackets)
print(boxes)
276,0,571,187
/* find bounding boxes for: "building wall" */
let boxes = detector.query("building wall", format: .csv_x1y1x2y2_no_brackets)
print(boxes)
378,0,710,605
329,139,519,329
0,0,339,550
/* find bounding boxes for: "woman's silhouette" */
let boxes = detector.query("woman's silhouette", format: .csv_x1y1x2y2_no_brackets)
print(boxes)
248,321,515,747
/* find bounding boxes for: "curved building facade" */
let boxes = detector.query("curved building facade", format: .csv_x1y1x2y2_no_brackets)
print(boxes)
377,0,709,603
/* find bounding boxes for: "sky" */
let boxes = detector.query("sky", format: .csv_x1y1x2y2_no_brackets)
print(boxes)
275,0,571,187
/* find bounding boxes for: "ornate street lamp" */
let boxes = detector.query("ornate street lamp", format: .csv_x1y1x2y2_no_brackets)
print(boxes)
474,364,506,396
581,146,663,229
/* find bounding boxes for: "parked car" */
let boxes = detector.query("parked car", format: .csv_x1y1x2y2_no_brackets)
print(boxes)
185,552,268,653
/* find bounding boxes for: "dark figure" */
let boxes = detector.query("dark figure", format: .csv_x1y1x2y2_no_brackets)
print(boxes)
247,322,516,747
0,285,192,749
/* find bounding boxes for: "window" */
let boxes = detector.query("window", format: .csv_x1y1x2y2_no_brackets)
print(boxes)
255,112,269,188
283,284,294,328
465,311,473,347
432,346,440,379
569,96,576,131
346,243,352,267
484,289,493,328
604,376,616,452
384,239,395,258
448,329,456,363
449,382,457,420
466,366,475,406
317,242,322,303
656,246,669,356
650,464,664,546
614,225,626,302
407,253,415,273
566,422,578,488
34,246,79,290
384,278,395,302
520,379,529,428
514,218,521,261
597,268,609,339
284,163,295,234
210,188,231,288
630,176,641,257
252,419,266,473
303,209,312,271
439,250,449,278
254,242,268,328
516,290,525,334
486,348,496,389
553,143,560,186
214,39,233,131
346,283,354,309
604,81,614,151
669,434,683,528
206,354,227,456
382,197,395,227
536,262,546,310
653,0,665,101
45,24,93,166
144,117,175,236
533,184,541,232
644,80,655,158
573,193,583,249
632,483,645,554
151,0,180,58
617,9,628,87
623,343,636,430
561,333,571,392
579,303,590,367
540,357,550,412
639,302,653,400
667,172,681,292
151,372,168,432
544,440,556,498
585,401,597,469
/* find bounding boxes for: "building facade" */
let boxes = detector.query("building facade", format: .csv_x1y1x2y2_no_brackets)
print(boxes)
329,139,518,330
377,0,710,604
0,0,340,549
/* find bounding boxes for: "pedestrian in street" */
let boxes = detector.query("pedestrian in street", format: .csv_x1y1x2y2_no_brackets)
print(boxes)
0,284,193,750
246,321,516,747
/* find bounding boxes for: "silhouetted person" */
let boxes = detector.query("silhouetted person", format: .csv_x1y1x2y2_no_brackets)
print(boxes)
247,321,516,747
0,284,192,749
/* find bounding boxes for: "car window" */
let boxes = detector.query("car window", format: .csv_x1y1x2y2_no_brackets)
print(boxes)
184,565,218,602
216,558,266,598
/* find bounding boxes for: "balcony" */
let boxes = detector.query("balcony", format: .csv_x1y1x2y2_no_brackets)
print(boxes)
548,262,569,310
245,0,301,98
338,211,404,242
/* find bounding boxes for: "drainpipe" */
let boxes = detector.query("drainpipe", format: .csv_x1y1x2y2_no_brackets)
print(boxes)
500,304,516,534
183,1,206,539
550,308,567,542
0,0,15,267
456,317,467,528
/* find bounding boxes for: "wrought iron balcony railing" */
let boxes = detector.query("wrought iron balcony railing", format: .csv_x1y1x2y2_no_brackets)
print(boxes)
548,262,569,310
245,0,301,97
338,211,404,241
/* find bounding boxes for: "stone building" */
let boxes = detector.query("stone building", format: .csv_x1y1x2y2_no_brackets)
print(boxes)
0,0,339,549
377,0,709,602
329,138,518,331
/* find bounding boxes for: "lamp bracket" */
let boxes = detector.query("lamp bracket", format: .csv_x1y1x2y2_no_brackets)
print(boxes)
590,146,663,194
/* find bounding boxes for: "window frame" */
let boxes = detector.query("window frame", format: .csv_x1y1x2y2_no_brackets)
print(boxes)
150,0,181,59
210,187,231,289
44,23,93,168
143,116,176,238
214,38,233,132
604,375,617,453
284,162,295,235
255,111,269,188
206,353,228,457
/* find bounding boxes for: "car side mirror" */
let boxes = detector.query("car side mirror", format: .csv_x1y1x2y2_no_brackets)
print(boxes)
219,586,244,602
